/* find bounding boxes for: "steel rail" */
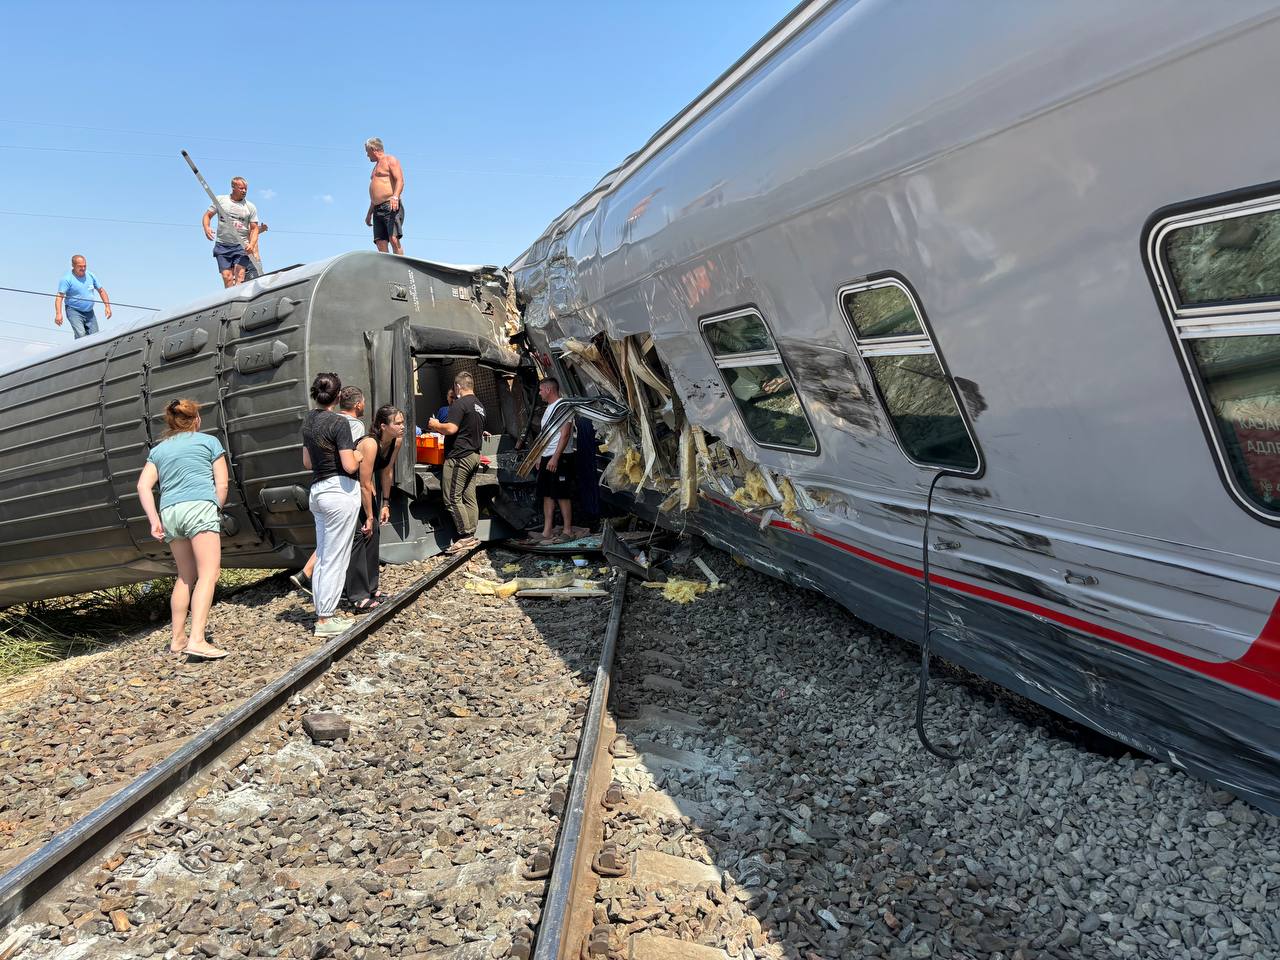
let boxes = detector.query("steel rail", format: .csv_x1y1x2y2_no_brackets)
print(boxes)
534,570,629,960
0,546,478,929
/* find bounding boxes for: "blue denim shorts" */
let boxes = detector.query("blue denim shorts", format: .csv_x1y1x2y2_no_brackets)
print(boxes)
213,242,251,271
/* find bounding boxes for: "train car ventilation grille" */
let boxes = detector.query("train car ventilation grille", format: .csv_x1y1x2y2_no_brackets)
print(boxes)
161,328,209,361
241,297,299,331
235,340,289,374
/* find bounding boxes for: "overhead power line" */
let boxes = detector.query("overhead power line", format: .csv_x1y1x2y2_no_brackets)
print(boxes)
0,285,159,311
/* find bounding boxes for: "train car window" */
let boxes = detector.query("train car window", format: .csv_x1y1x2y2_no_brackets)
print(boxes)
839,278,980,472
1188,335,1280,513
1163,209,1280,307
843,284,924,340
866,354,979,471
700,309,817,453
1149,195,1280,521
704,312,776,357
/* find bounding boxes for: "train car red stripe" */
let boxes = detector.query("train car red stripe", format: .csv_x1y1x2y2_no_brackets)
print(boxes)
703,495,1280,701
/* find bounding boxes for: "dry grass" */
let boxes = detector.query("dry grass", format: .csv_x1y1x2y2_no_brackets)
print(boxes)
0,570,278,683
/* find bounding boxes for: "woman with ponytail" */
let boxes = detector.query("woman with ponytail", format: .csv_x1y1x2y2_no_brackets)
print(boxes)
136,399,230,660
301,372,363,637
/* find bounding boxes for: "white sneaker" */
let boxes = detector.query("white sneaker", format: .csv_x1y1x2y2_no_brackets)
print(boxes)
314,617,354,638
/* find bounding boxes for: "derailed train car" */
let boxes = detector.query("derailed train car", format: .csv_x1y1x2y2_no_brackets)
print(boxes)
513,2,1280,810
0,252,535,607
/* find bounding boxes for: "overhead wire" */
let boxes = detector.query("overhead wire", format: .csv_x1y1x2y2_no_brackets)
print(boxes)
0,285,159,311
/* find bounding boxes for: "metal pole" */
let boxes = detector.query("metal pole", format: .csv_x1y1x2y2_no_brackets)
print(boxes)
181,150,263,278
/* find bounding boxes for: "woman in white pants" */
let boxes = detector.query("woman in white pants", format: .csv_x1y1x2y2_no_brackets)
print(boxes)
301,372,363,637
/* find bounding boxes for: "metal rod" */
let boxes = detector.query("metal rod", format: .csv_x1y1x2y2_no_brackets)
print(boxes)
0,547,477,928
181,149,263,277
533,571,628,960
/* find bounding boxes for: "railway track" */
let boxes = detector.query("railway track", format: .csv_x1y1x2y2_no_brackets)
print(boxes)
0,547,629,960
2,540,1279,960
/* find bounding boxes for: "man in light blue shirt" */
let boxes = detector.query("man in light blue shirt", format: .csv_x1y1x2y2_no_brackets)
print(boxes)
55,255,112,339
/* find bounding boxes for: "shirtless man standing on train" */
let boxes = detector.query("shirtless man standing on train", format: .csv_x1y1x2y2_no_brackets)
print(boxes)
364,137,405,254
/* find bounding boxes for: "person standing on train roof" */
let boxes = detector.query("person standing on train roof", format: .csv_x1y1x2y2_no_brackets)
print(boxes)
201,176,259,288
533,377,588,544
345,404,405,609
426,372,484,554
301,372,364,637
54,255,111,339
364,137,405,254
135,399,230,661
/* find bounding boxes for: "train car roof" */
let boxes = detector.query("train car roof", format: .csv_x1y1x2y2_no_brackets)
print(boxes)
510,0,833,270
1,252,500,379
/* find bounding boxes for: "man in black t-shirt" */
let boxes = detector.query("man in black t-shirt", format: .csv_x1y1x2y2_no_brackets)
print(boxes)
427,371,486,553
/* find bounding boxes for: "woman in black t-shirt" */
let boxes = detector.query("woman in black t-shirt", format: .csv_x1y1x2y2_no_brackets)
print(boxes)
301,372,362,637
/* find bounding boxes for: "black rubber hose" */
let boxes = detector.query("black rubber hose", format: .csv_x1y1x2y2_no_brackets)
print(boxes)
916,469,965,761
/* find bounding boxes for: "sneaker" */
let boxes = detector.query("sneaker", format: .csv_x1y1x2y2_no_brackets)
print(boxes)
290,571,312,598
314,617,354,638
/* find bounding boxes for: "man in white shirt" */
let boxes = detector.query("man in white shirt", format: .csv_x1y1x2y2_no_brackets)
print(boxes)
533,377,587,543
201,176,260,288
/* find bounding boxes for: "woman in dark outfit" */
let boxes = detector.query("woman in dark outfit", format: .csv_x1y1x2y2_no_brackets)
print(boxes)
301,372,362,637
345,404,405,608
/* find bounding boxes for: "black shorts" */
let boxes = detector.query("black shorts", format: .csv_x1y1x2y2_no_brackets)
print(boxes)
372,200,404,242
536,452,575,500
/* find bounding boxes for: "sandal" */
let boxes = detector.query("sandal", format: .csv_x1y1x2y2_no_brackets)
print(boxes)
185,647,229,661
537,534,569,546
354,598,381,611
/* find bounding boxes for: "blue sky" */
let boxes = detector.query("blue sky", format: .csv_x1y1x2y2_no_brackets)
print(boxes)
1,0,793,362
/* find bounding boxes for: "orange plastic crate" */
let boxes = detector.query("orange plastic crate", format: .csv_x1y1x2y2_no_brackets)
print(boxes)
415,434,444,466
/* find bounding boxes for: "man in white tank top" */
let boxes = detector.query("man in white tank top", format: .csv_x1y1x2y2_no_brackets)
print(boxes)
533,377,588,542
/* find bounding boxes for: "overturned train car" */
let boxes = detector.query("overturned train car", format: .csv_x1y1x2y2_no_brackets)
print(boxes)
0,252,535,607
513,2,1280,811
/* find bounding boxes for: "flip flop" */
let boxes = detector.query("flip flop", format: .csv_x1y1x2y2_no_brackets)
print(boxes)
184,648,229,661
537,534,569,546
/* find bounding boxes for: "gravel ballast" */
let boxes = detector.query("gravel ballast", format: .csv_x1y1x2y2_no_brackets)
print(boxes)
597,547,1280,960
